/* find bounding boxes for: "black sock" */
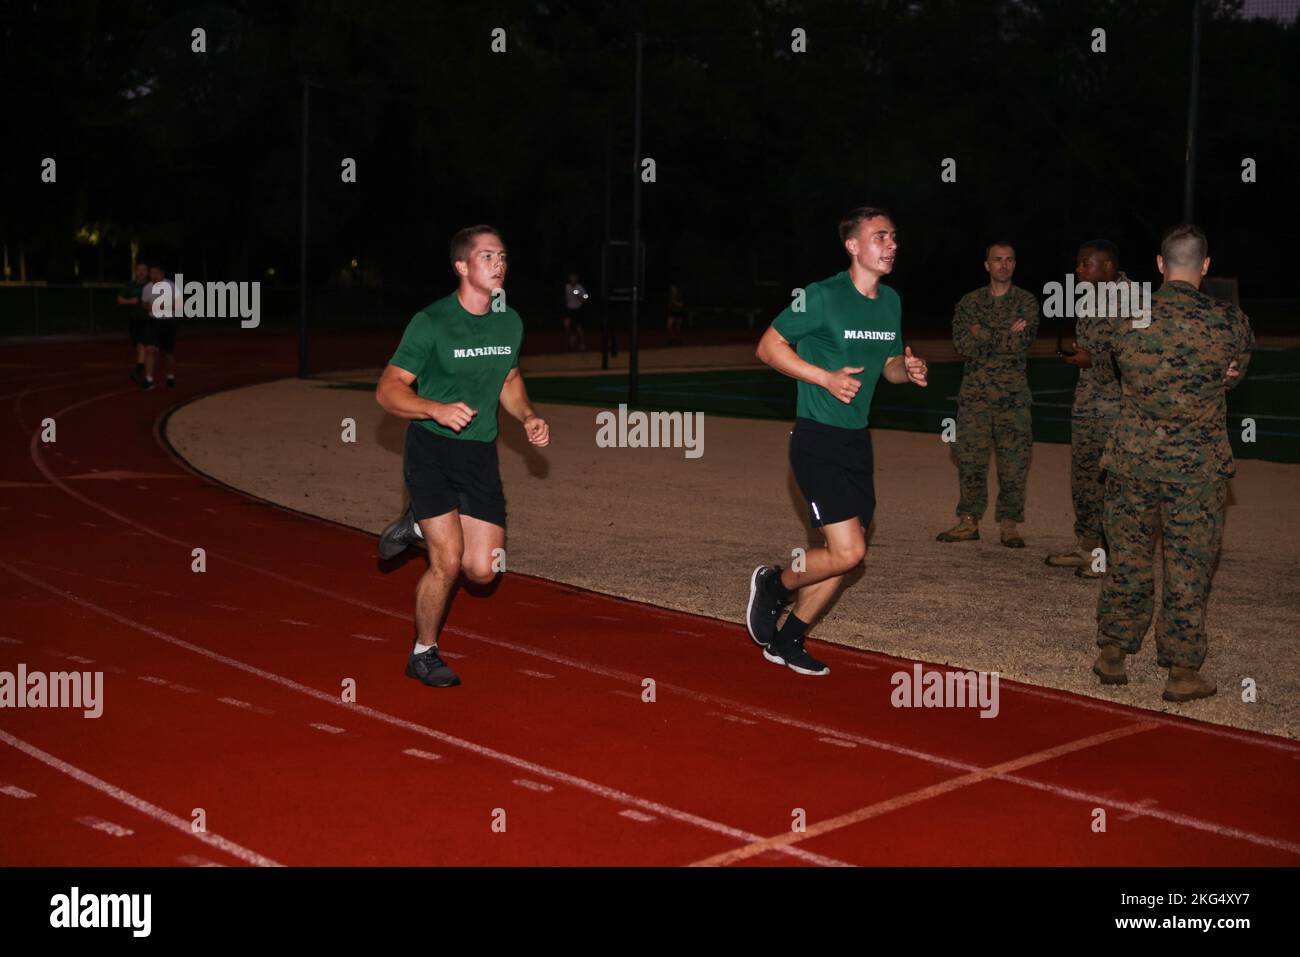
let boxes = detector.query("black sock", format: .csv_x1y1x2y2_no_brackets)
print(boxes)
766,567,794,602
776,613,808,645
134,362,143,373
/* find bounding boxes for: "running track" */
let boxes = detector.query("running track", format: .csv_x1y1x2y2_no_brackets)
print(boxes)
2,337,1297,867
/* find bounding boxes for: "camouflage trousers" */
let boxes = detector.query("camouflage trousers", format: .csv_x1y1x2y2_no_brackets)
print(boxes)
1070,413,1112,540
1096,472,1227,669
954,394,1032,522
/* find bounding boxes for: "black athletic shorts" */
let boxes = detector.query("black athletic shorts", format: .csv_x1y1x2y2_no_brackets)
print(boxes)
129,317,153,345
154,321,177,355
403,422,507,528
789,417,876,529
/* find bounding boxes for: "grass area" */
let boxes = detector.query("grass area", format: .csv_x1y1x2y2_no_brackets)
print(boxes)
326,350,1300,463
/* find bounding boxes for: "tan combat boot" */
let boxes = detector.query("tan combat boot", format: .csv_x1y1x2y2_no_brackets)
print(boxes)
1163,666,1216,702
999,519,1024,548
1092,644,1128,685
936,515,979,542
1046,535,1099,568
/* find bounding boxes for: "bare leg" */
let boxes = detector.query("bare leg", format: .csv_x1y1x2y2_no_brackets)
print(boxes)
458,513,505,585
780,518,867,623
414,512,463,646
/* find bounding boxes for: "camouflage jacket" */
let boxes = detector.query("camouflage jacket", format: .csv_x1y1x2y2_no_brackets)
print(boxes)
1070,271,1128,419
952,284,1039,399
1096,279,1254,482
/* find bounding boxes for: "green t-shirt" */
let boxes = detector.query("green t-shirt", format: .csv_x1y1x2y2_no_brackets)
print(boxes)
772,271,904,429
118,281,143,319
389,291,524,443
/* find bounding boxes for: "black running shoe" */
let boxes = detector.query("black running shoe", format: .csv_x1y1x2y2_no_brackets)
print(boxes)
130,367,143,385
763,635,830,676
406,644,461,687
141,379,155,391
166,376,176,389
746,565,789,648
378,503,421,560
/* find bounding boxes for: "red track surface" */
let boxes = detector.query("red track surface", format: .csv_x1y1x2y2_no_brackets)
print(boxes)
2,337,1298,867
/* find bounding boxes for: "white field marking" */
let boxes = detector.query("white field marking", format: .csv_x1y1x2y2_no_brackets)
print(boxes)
518,669,554,679
513,601,542,608
279,618,313,627
95,578,137,588
438,650,466,660
818,737,858,749
592,615,622,623
1,784,37,799
139,675,199,694
310,723,346,734
80,522,97,528
708,711,759,726
609,689,641,699
620,810,656,823
675,629,704,637
211,603,240,611
692,722,1162,867
402,748,442,761
45,651,95,664
217,697,274,715
154,590,177,598
11,532,1300,861
177,854,225,867
352,633,385,642
76,815,134,838
0,636,23,644
841,661,879,671
103,666,128,674
38,411,1300,825
204,508,218,514
513,779,554,793
1119,798,1160,822
2,566,850,869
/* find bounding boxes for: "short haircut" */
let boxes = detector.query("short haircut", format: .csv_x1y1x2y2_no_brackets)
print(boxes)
449,225,503,268
1079,239,1120,265
1160,224,1208,270
839,207,893,244
985,240,1015,258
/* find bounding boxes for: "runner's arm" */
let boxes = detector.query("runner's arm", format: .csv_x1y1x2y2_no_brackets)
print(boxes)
756,325,832,390
499,368,549,446
375,364,475,431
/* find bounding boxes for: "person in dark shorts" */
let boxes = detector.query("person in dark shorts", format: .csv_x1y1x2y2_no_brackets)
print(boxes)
120,261,150,383
139,264,179,389
375,225,550,688
746,207,928,675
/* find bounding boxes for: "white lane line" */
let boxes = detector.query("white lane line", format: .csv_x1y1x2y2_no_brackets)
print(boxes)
177,854,226,867
402,748,442,762
513,601,542,608
211,603,240,611
217,697,274,715
279,618,313,627
818,737,858,749
513,779,554,793
841,661,879,671
675,629,704,637
439,650,466,660
139,675,199,694
620,810,656,823
352,634,385,642
5,567,848,868
708,711,758,726
518,669,554,679
76,815,134,837
0,729,281,866
609,689,640,699
310,723,346,735
1,784,37,799
0,637,23,644
592,615,622,623
1119,798,1160,822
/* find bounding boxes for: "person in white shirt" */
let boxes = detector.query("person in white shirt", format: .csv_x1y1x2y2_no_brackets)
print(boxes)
139,264,181,390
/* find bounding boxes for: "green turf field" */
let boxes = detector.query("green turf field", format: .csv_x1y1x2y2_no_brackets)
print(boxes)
329,349,1300,463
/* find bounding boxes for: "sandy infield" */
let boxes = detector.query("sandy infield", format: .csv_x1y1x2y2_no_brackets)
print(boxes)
167,354,1300,740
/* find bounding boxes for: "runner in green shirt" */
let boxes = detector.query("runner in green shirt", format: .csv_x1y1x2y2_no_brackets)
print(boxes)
375,225,550,688
119,261,149,383
746,207,929,675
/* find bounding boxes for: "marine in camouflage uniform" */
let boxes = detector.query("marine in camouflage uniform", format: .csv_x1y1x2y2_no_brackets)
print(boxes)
1089,225,1253,703
937,242,1039,547
1046,242,1125,576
